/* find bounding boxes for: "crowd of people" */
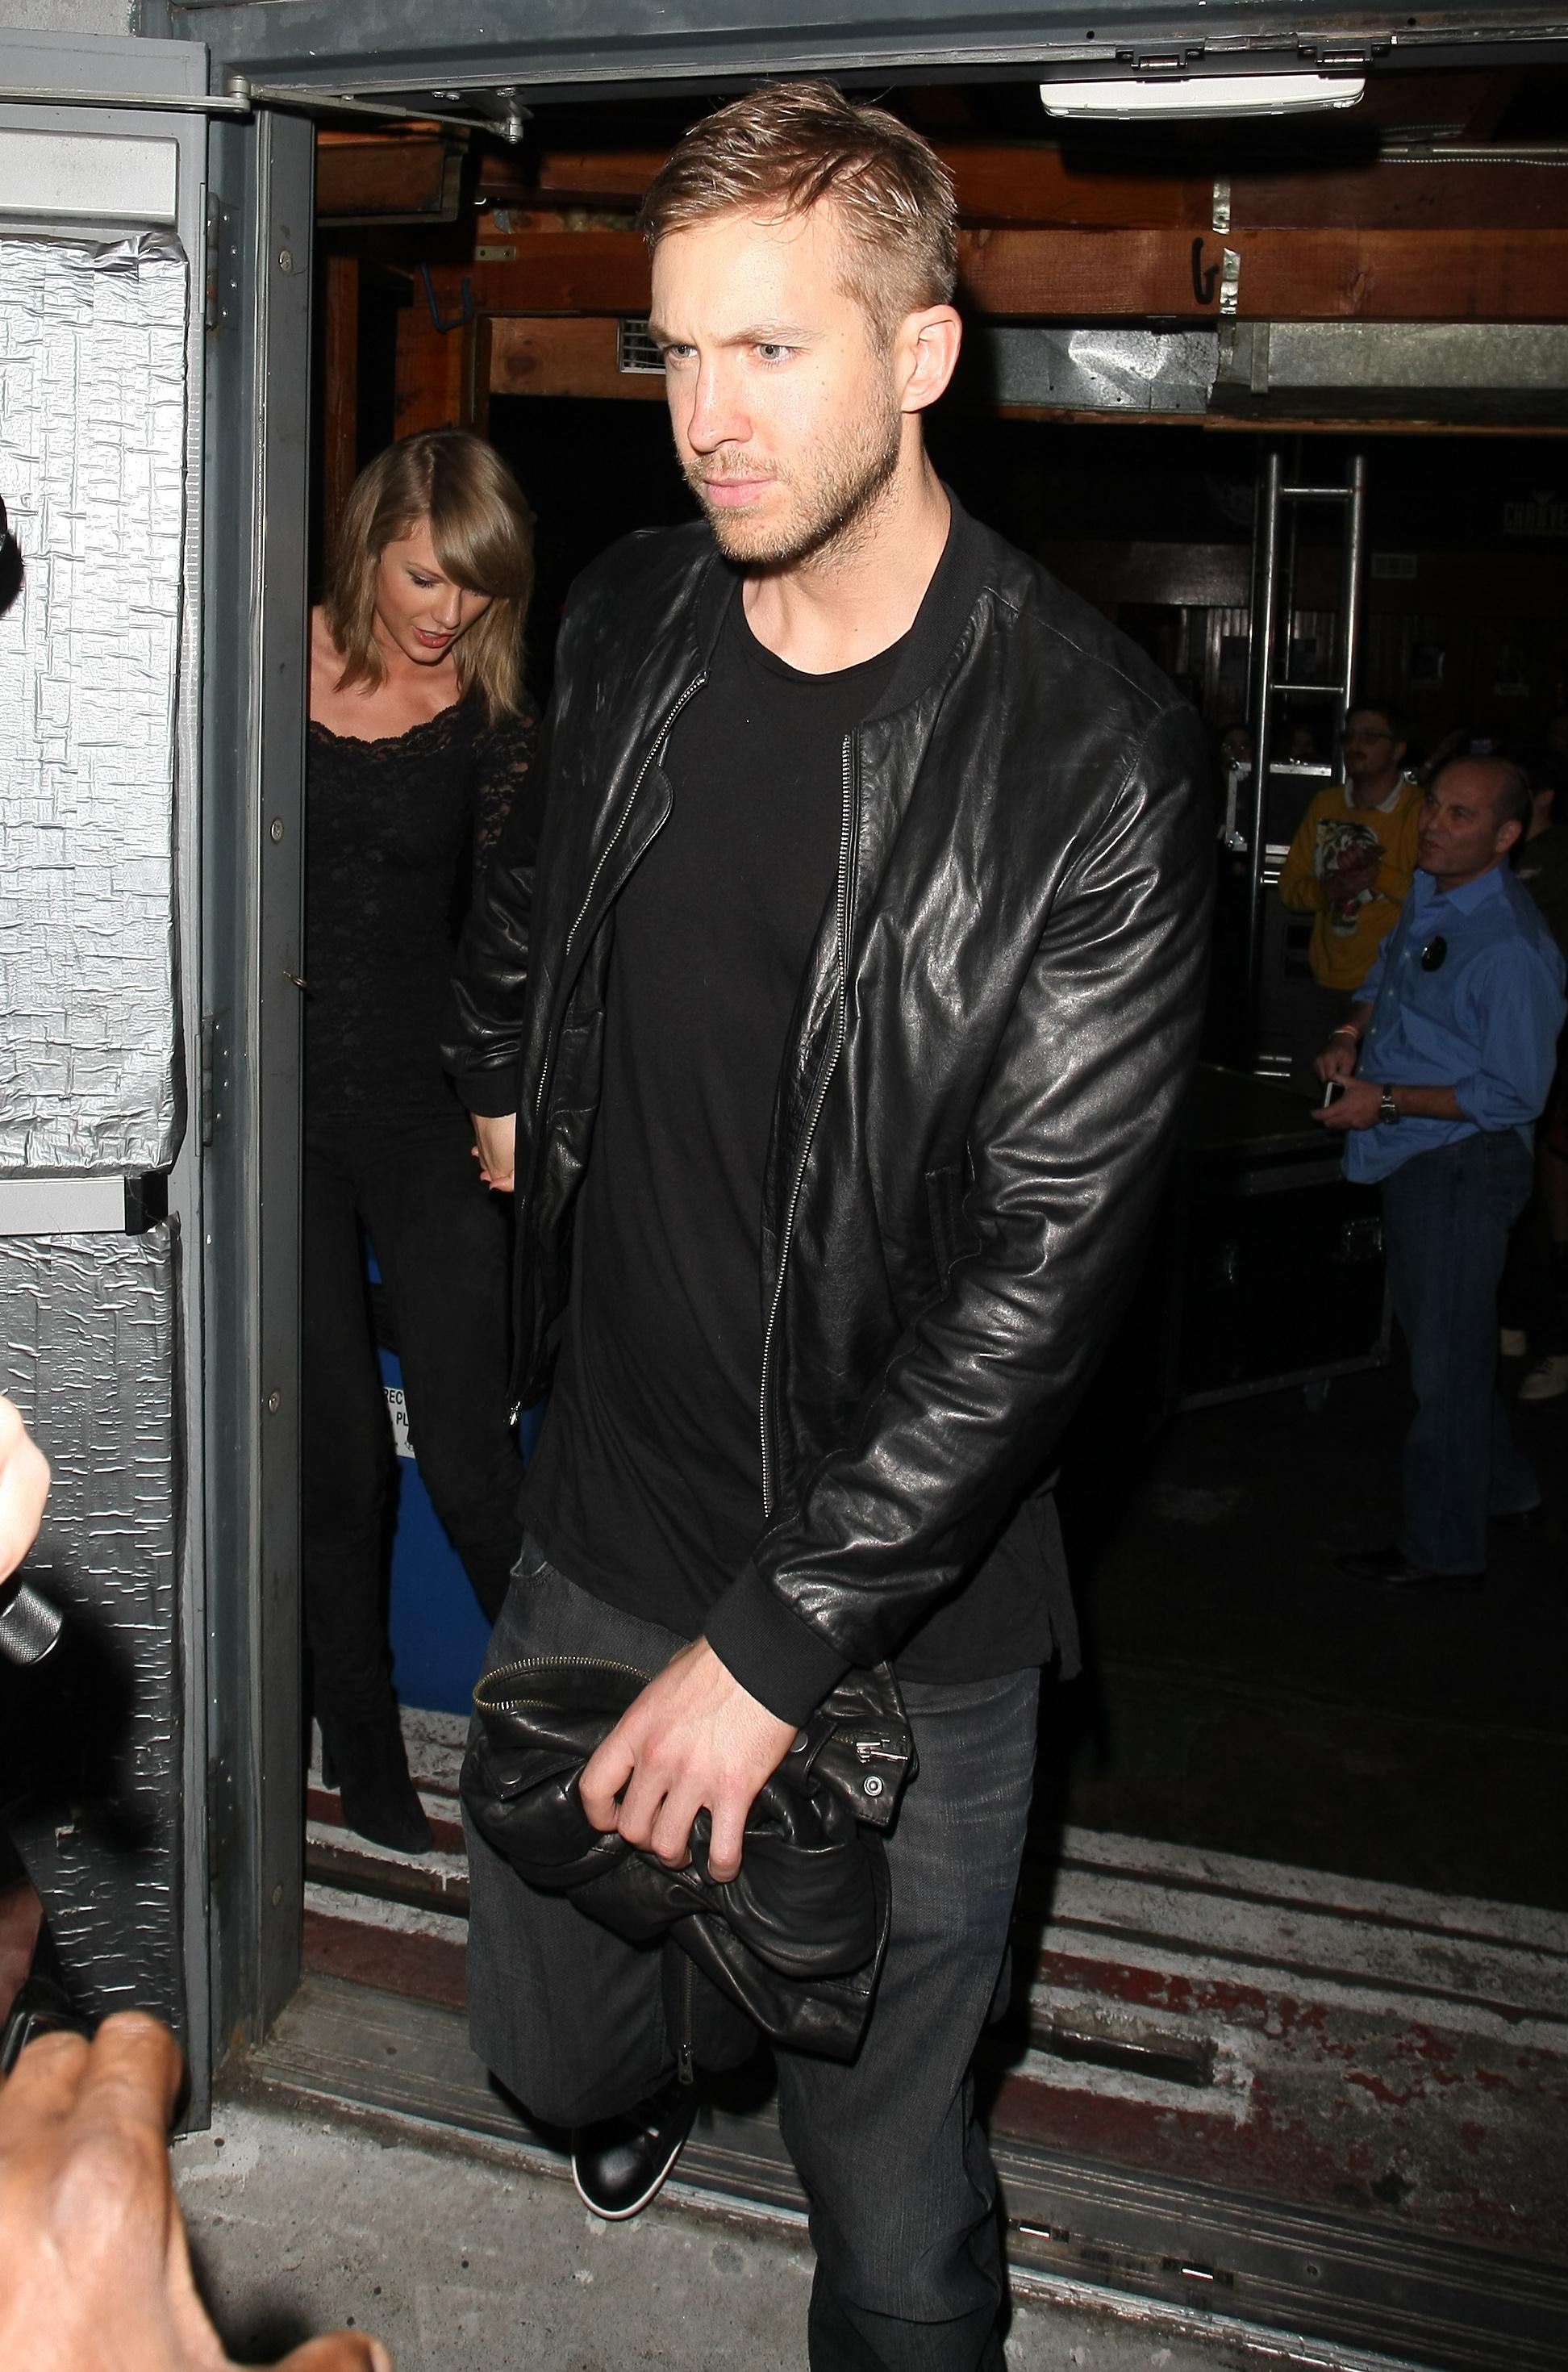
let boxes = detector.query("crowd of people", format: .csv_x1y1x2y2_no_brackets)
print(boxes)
3,72,1566,2372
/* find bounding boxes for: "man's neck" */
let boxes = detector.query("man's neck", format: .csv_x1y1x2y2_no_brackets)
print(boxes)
1346,765,1402,808
741,445,951,678
1428,854,1502,896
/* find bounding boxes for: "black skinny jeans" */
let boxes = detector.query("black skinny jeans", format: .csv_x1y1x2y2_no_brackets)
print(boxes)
302,1117,523,1725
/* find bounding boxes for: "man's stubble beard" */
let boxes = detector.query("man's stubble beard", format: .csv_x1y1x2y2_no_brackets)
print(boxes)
686,390,905,570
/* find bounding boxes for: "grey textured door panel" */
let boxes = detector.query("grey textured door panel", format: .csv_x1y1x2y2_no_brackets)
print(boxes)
0,229,188,1176
0,1229,184,2032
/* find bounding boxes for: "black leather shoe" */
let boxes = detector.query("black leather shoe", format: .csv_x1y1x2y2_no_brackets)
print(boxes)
572,2081,698,2221
1335,1545,1484,1590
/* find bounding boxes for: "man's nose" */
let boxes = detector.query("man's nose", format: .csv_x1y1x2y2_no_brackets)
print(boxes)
686,361,750,454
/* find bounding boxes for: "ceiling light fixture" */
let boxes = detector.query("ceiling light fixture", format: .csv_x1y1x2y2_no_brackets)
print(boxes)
1040,72,1365,120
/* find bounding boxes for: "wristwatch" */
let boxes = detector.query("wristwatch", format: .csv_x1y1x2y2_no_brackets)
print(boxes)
1378,1087,1400,1125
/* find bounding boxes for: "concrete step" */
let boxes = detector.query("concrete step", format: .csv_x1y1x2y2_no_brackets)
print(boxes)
243,1970,1568,2372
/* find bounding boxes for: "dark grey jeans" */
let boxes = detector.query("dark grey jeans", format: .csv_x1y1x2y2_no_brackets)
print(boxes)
465,1540,1040,2372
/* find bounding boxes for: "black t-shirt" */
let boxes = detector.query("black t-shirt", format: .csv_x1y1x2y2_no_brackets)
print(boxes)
523,548,1070,1698
522,586,899,1629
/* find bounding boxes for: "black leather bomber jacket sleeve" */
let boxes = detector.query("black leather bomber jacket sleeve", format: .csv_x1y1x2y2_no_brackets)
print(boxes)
445,499,1215,1727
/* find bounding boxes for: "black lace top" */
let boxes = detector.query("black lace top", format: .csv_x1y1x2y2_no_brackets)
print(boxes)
304,693,540,1135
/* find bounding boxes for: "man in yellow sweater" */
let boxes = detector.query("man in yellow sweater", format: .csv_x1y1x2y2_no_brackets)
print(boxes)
1279,701,1423,1086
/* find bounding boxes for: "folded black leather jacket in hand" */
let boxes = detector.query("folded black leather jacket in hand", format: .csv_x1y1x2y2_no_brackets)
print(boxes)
461,1655,915,2061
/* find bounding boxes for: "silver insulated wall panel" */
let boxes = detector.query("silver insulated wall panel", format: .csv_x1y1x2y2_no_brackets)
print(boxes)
0,1230,183,2031
0,232,187,1175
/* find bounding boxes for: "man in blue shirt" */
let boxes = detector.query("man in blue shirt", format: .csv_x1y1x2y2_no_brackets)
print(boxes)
1313,757,1566,1586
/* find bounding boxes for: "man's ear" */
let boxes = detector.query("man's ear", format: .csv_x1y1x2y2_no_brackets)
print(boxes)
899,306,963,415
1496,816,1525,856
1391,741,1408,772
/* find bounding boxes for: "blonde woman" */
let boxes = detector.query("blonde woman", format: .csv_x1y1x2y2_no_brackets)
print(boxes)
305,430,537,1851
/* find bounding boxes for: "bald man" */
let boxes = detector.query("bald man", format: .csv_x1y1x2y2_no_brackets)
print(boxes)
1312,758,1566,1589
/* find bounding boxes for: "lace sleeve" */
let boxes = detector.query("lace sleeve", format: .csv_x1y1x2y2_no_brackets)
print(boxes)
471,695,540,903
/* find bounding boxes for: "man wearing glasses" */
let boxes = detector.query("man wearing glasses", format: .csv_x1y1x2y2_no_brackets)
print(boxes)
1278,699,1422,1088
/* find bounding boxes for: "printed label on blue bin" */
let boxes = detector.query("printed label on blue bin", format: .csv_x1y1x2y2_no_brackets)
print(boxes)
385,1385,415,1461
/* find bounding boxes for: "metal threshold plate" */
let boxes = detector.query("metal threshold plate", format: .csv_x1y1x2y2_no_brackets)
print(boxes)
240,1973,1568,2372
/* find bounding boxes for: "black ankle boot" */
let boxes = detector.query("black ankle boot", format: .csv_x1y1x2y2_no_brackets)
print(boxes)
319,1703,433,1854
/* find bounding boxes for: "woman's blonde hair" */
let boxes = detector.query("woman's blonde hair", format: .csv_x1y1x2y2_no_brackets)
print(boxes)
323,430,535,721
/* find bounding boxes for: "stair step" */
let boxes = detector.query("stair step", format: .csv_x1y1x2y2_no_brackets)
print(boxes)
244,1972,1568,2372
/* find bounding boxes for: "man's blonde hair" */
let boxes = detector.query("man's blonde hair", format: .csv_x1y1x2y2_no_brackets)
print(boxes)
639,81,958,342
323,430,534,721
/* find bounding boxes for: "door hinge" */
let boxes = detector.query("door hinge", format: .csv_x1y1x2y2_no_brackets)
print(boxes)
200,1013,227,1147
205,198,235,336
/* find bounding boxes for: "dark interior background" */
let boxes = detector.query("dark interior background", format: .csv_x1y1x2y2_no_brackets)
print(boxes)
311,73,1568,1912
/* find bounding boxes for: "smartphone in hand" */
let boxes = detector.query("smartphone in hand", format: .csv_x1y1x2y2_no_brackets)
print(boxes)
1320,1077,1345,1109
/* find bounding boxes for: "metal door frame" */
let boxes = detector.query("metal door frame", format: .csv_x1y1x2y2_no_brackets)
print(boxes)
199,98,315,2061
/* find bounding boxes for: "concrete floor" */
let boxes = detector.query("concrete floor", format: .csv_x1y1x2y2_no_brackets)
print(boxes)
174,2100,1270,2372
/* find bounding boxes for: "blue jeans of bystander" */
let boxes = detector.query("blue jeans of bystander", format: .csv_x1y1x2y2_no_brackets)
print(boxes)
1381,1129,1539,1573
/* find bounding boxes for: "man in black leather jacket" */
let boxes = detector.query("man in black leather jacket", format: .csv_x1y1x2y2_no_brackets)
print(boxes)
446,81,1211,2372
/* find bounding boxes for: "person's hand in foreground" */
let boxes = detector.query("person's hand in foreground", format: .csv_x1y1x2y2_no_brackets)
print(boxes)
0,2013,390,2372
578,1639,797,1882
0,1395,49,1585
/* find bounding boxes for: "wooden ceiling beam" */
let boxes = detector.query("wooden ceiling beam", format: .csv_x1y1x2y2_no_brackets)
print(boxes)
1226,164,1568,233
960,225,1568,320
494,141,1568,232
488,315,667,403
415,223,1568,324
423,236,651,315
317,130,466,223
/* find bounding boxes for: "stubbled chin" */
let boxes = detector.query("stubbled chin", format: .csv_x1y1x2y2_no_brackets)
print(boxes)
704,508,778,562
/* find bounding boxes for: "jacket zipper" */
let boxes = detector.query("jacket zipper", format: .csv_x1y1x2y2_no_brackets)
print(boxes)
677,1952,695,2086
757,731,858,1518
531,672,707,1143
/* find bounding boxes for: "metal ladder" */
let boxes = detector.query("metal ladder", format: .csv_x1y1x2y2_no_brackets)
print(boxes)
1235,447,1369,1063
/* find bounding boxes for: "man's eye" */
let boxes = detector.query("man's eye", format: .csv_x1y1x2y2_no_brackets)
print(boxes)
756,343,791,362
661,343,695,365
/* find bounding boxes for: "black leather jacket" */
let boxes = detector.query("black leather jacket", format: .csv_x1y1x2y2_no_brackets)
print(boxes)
445,495,1212,1725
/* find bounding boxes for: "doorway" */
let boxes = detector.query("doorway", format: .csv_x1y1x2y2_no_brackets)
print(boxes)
257,64,1568,2372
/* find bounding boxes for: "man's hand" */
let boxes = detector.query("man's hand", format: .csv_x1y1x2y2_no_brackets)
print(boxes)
0,1396,48,1586
578,1640,797,1884
1312,1076,1383,1131
470,1113,516,1193
0,2014,389,2372
1314,1034,1360,1084
1327,852,1379,904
